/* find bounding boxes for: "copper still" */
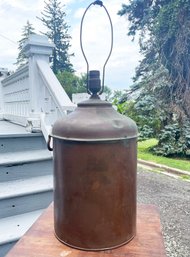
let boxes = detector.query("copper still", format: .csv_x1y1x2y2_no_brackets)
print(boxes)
48,1,138,251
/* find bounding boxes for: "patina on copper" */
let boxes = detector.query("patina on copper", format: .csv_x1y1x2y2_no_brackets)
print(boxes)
50,75,138,250
49,0,138,251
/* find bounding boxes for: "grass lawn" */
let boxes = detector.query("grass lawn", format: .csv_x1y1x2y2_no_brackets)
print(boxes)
138,139,190,172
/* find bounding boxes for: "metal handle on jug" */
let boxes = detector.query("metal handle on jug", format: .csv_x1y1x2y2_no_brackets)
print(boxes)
47,135,53,151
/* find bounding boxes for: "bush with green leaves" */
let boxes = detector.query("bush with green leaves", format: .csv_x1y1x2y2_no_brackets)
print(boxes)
153,121,190,157
114,93,165,141
56,71,86,99
114,92,190,157
138,125,154,141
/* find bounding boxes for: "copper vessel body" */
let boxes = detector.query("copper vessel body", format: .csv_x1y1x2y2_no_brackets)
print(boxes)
52,99,138,251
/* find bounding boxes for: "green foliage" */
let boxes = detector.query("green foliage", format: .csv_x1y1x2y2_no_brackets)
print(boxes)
112,90,124,104
133,95,164,136
118,0,190,157
153,122,190,157
38,0,73,73
138,125,154,141
119,0,190,115
15,21,35,68
57,71,113,101
113,92,165,141
104,86,112,102
56,71,86,99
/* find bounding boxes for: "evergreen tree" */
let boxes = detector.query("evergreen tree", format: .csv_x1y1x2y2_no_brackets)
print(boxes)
15,21,35,68
118,0,190,120
38,0,74,74
118,0,190,157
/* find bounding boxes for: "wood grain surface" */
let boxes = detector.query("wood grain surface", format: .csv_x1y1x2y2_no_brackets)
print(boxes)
5,203,166,257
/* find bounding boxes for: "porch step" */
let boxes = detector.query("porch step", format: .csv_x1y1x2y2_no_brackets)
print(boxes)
0,210,43,257
0,149,52,166
0,158,52,182
0,175,53,199
0,121,31,136
0,134,47,153
0,175,53,218
0,121,53,256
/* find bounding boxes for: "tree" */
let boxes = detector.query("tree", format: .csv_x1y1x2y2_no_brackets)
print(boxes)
56,72,86,100
38,0,74,74
57,72,113,102
15,21,35,68
103,86,112,102
118,0,190,157
113,89,165,141
118,0,190,119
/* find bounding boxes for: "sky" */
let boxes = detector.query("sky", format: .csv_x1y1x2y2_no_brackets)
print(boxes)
0,0,141,91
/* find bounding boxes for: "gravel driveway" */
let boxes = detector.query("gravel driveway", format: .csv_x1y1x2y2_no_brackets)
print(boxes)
137,167,190,257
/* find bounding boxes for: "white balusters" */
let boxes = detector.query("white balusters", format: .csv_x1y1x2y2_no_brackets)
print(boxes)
1,65,30,125
0,34,75,141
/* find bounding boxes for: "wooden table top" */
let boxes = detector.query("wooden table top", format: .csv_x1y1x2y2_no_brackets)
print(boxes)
6,204,166,257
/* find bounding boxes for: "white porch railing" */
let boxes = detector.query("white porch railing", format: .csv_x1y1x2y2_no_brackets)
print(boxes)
0,35,75,141
1,65,30,125
0,68,8,120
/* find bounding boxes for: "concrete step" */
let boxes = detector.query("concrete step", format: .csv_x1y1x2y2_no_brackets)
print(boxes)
0,175,53,219
0,134,48,153
0,209,44,257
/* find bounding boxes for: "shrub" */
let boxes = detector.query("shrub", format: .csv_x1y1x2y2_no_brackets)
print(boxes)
153,121,190,157
114,94,165,141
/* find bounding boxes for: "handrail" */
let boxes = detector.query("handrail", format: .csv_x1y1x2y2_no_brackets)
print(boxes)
2,65,28,86
0,34,75,142
36,59,75,141
36,59,75,113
